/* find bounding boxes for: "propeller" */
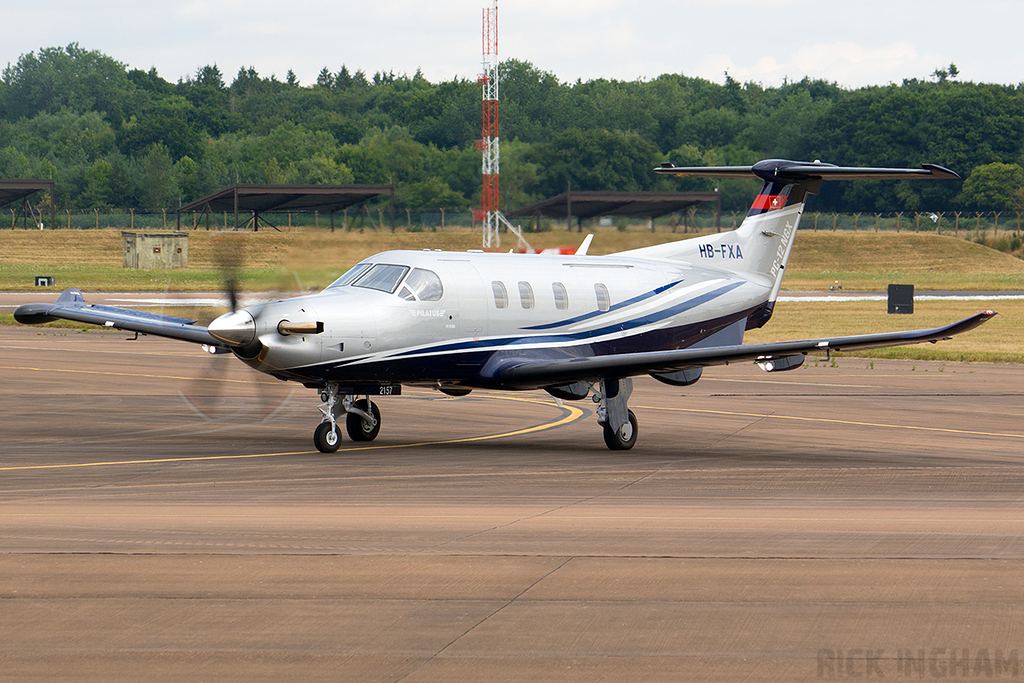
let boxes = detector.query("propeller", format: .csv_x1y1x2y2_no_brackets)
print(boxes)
206,232,262,354
179,231,295,421
209,232,247,312
226,275,239,313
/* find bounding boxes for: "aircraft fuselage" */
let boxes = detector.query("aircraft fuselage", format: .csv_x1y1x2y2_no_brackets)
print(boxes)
236,248,774,390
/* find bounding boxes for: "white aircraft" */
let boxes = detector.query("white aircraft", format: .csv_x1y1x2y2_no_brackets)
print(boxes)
15,160,994,451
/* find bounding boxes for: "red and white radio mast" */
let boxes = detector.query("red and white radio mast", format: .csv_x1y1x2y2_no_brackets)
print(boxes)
476,0,527,249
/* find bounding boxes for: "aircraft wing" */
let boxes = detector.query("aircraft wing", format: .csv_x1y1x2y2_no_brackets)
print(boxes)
14,288,223,347
489,312,996,388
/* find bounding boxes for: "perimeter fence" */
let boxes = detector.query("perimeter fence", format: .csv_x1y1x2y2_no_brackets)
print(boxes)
6,206,1024,242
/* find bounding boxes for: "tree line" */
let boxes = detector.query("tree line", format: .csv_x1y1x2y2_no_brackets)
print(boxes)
1,43,1023,216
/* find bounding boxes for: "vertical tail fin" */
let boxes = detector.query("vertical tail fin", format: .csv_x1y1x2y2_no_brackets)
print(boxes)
620,159,959,286
616,159,959,327
614,174,818,291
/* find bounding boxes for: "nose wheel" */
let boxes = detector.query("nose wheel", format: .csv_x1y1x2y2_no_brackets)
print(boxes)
314,383,383,452
314,421,341,453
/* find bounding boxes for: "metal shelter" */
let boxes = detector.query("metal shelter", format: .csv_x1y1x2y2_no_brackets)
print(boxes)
0,180,55,229
176,184,395,231
507,190,721,231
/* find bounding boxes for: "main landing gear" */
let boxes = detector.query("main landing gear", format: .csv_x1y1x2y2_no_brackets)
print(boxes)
594,377,638,451
314,382,382,453
311,378,638,452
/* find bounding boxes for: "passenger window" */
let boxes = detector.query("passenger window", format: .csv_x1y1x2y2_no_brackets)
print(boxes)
595,283,610,311
492,281,508,309
403,268,444,302
518,281,535,309
552,282,568,310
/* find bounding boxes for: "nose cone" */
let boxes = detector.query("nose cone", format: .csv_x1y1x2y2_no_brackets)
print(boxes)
208,309,257,347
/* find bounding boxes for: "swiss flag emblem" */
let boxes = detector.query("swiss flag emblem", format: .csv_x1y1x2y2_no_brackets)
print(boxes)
752,194,787,211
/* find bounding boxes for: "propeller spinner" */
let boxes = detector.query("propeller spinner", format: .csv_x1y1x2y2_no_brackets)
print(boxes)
208,309,256,347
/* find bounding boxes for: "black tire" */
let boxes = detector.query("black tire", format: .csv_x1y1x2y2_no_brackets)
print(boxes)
314,421,341,453
602,409,638,450
346,399,381,442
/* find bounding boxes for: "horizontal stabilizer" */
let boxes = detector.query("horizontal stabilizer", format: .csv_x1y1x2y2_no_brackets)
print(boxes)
655,159,960,182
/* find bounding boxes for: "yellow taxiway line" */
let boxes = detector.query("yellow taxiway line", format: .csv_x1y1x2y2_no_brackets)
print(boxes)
639,404,1024,440
0,395,587,472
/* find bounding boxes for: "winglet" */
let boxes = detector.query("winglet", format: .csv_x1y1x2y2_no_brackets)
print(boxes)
55,288,86,304
575,234,594,256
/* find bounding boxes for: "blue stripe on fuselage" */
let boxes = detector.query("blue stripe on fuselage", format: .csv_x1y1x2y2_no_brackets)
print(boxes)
581,280,744,338
523,279,685,330
362,280,746,363
298,303,764,386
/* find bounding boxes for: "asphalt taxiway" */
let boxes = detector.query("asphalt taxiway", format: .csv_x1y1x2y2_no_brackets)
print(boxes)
2,326,1024,681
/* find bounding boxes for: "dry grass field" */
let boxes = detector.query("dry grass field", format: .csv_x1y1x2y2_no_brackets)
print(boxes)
3,227,1024,291
0,227,694,291
782,231,1024,290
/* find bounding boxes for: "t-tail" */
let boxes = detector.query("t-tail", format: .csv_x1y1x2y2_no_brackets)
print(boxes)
617,159,959,326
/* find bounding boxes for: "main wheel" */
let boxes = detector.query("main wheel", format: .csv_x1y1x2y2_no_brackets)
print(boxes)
314,421,341,453
602,409,638,450
346,399,381,442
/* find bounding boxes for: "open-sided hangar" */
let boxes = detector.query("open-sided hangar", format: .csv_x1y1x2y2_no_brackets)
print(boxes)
176,184,396,231
0,179,55,229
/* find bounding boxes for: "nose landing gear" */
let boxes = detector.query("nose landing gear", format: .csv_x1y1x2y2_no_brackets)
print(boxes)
314,382,382,453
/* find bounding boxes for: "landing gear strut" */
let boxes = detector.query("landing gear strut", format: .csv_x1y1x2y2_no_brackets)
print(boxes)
594,377,638,450
314,382,382,452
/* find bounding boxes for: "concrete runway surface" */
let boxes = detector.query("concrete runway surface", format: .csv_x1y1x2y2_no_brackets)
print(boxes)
2,326,1024,681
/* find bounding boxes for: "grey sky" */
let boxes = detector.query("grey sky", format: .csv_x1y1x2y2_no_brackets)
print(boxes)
5,0,1022,89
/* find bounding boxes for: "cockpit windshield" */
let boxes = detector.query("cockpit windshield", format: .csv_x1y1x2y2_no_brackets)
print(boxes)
325,262,372,289
352,264,410,294
325,263,444,301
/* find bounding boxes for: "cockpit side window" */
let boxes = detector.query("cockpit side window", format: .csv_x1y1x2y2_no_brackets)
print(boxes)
352,264,410,294
326,262,372,289
402,268,444,302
